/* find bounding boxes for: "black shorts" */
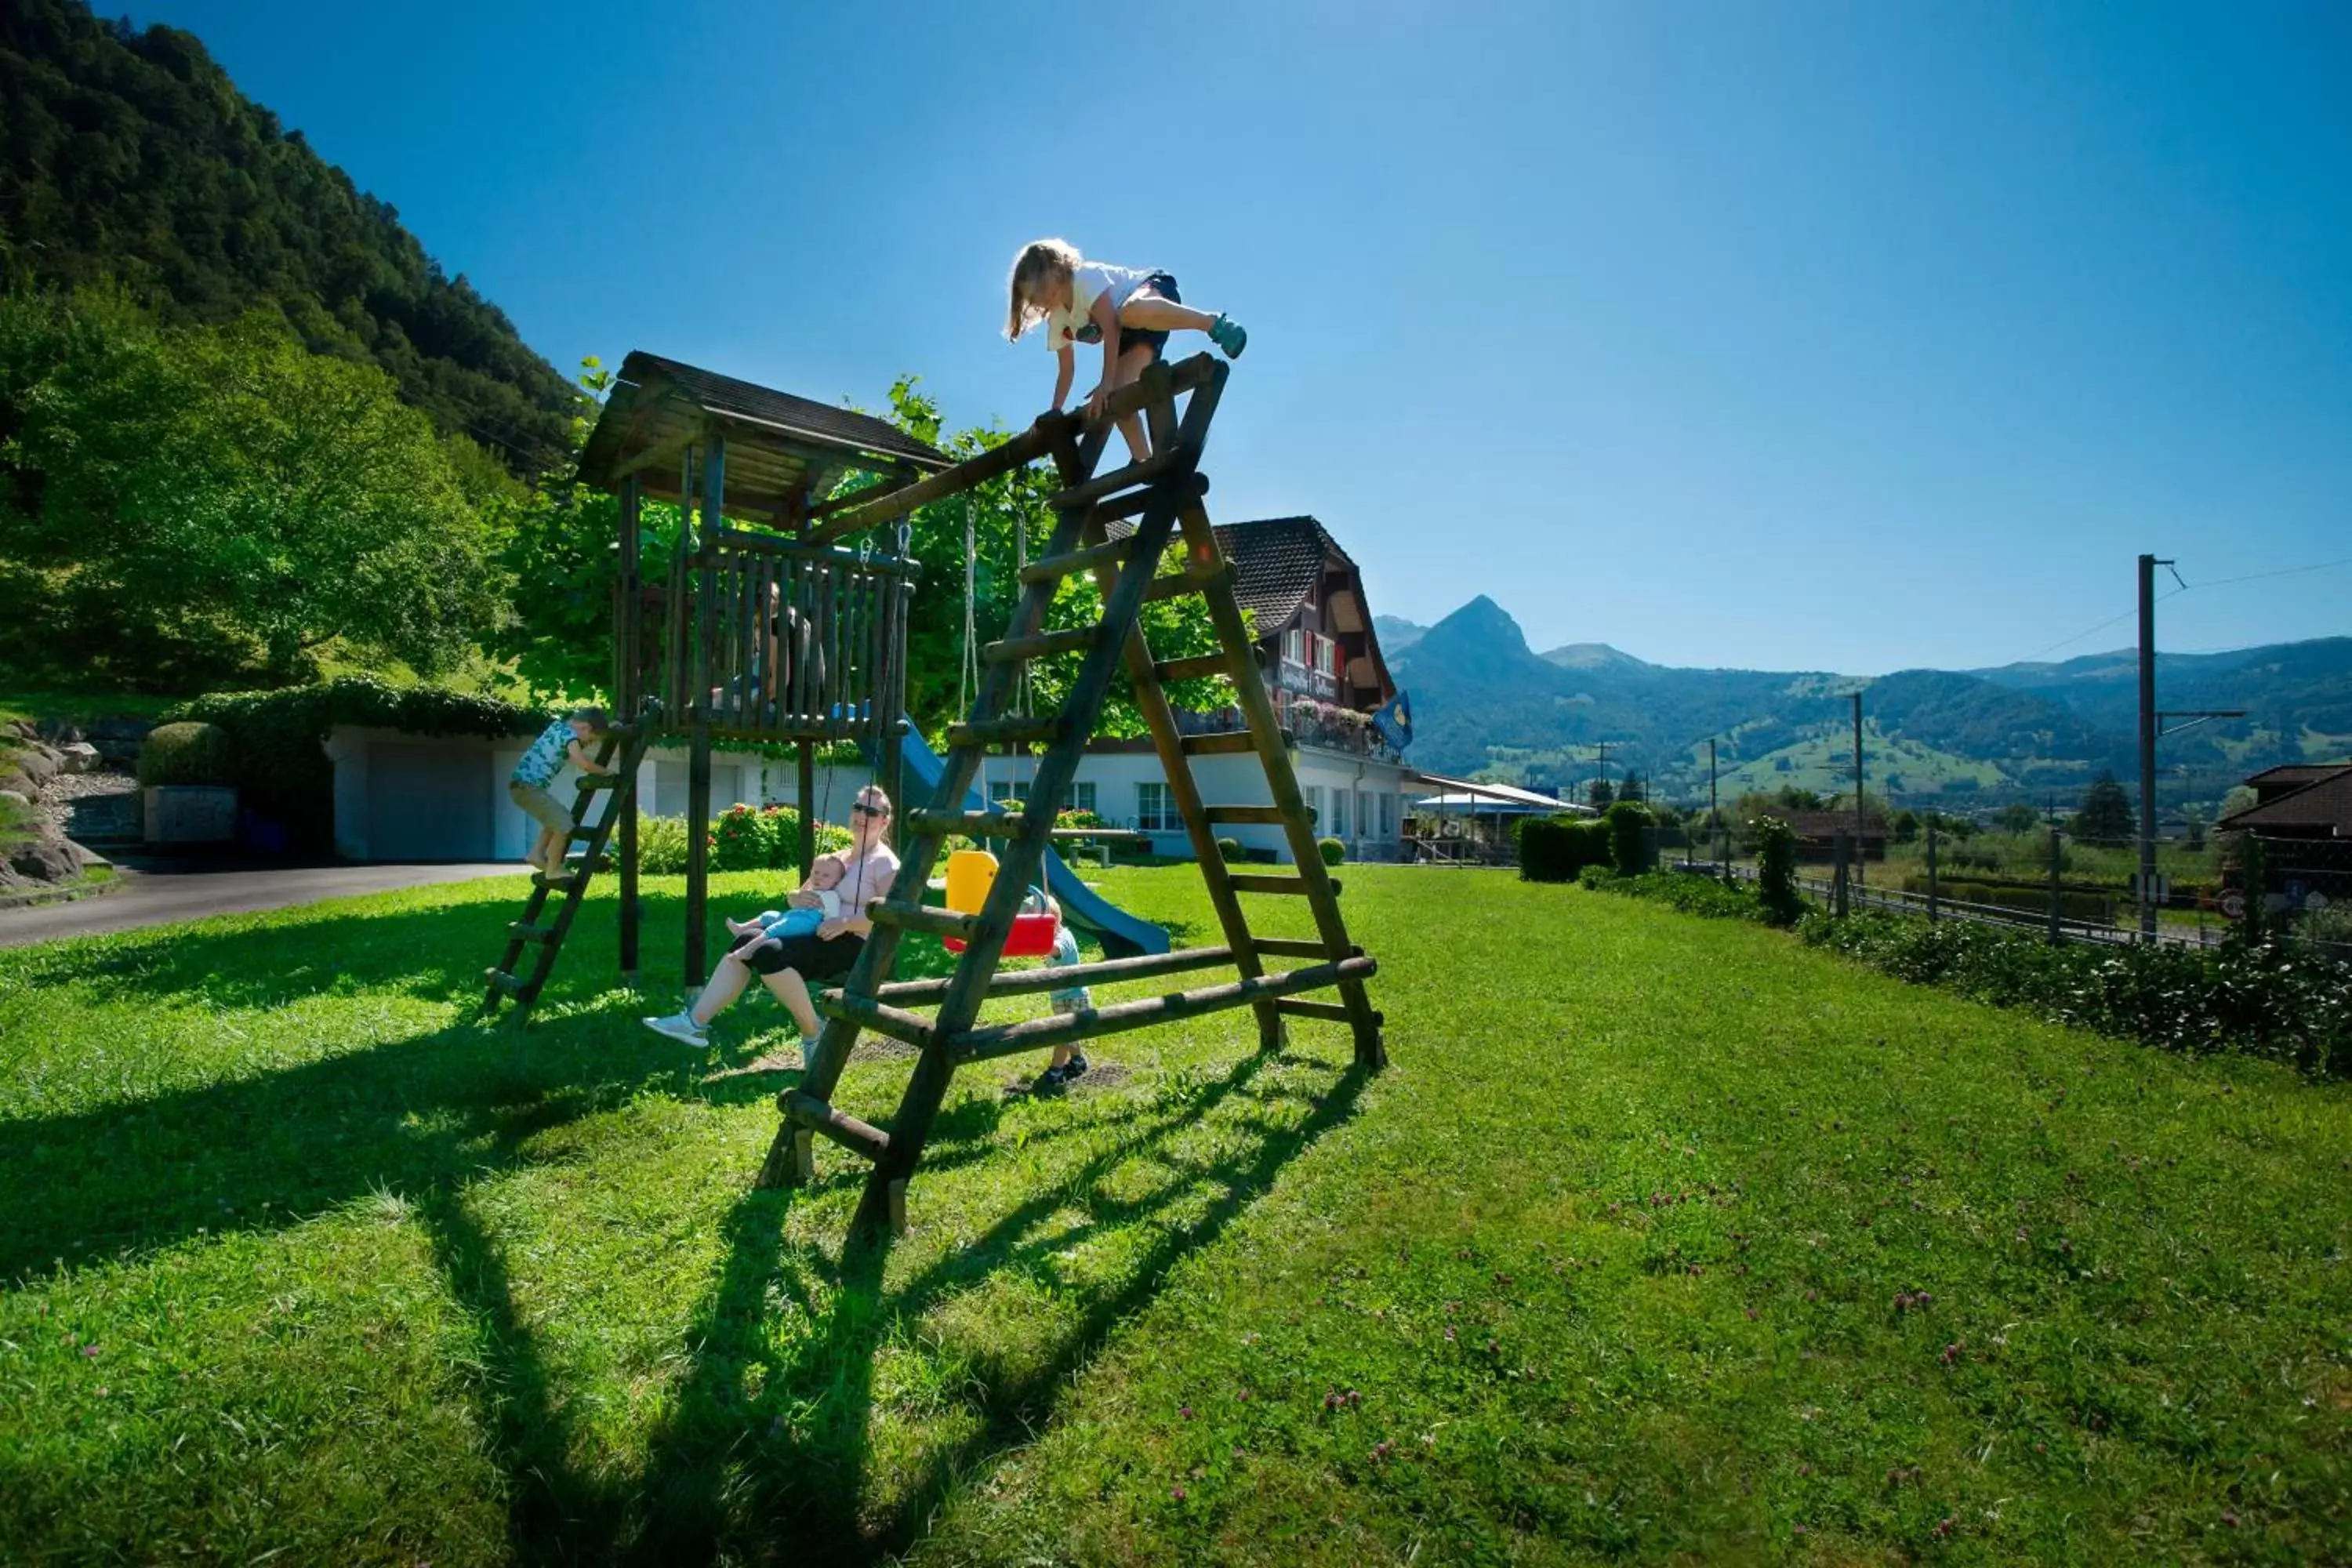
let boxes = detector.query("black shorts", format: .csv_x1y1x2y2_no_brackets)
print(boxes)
732,927,864,982
1101,271,1179,361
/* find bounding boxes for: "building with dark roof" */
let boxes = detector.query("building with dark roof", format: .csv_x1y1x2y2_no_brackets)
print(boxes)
2219,761,2352,840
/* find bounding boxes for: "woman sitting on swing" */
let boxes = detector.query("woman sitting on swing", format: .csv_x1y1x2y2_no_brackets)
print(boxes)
642,785,898,1058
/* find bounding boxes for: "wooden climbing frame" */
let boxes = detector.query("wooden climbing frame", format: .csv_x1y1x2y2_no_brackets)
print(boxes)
753,354,1386,1242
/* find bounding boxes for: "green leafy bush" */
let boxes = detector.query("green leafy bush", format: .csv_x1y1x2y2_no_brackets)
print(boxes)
136,722,234,787
1577,864,1616,890
1752,815,1803,927
1517,814,1610,883
1595,870,1766,921
1215,837,1243,863
1317,837,1345,866
1803,911,2351,1076
1605,799,1657,877
637,814,693,874
702,803,854,873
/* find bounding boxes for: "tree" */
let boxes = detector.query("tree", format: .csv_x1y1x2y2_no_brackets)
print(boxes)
1891,808,1921,844
1616,770,1646,803
2220,784,2258,821
2068,771,2136,844
1995,802,2042,834
0,294,502,687
1587,775,1614,808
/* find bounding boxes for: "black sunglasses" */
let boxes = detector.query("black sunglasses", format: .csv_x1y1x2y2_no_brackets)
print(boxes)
851,802,889,817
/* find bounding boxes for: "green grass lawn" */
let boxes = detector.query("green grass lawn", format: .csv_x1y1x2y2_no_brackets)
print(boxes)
2,869,2347,1564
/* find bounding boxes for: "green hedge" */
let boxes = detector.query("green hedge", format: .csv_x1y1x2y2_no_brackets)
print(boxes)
1316,837,1345,866
1605,799,1657,876
160,677,543,852
1804,911,2351,1076
135,722,234,787
1595,869,1766,921
1518,815,1611,883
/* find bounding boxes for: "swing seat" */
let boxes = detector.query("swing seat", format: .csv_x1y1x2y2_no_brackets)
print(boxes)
945,911,1061,957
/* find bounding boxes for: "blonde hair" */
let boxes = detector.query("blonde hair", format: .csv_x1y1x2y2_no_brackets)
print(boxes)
1005,238,1081,340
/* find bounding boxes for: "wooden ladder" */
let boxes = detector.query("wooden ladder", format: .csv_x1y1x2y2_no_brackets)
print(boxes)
756,356,1384,1239
480,721,653,1025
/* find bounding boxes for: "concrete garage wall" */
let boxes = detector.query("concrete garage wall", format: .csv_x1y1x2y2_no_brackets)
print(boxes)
367,742,492,860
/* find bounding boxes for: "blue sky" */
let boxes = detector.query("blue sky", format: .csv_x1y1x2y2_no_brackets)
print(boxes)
131,1,2352,674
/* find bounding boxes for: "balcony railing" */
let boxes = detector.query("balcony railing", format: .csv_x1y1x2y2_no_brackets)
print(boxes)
1170,706,1406,764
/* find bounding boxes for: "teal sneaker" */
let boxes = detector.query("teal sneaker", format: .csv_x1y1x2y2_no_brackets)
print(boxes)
1209,314,1247,359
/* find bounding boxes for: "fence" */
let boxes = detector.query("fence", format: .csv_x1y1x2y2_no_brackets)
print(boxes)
1720,828,2352,960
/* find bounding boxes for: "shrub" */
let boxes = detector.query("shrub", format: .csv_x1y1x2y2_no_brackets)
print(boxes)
1317,837,1345,866
637,813,692,873
1804,911,2351,1076
1752,815,1803,926
136,721,234,787
1518,814,1610,883
1605,799,1657,876
1596,869,1765,921
1577,864,1616,890
1215,837,1243,862
1057,807,1107,830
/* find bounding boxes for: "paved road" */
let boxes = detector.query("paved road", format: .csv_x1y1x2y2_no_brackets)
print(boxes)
0,862,521,949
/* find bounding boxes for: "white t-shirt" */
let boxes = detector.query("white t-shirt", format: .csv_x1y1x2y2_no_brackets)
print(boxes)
1044,260,1157,353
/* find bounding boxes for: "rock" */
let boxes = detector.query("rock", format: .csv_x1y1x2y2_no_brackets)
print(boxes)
0,789,28,810
7,833,85,884
37,718,85,746
13,746,60,791
58,742,102,775
87,717,156,764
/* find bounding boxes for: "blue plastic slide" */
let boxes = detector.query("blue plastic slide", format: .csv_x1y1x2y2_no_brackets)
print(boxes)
890,729,1170,958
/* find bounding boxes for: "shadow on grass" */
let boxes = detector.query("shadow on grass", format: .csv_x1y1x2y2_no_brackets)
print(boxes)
604,1045,1375,1564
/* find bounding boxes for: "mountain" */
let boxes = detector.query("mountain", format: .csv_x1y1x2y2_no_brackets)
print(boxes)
1388,600,2352,811
1374,614,1426,652
1540,642,1651,672
0,0,579,474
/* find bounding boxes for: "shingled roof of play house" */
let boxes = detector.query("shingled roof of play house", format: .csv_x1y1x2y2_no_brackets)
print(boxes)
1210,515,1348,628
579,351,946,524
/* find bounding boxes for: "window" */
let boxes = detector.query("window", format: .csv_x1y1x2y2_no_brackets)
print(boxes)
997,778,1030,808
1302,784,1323,830
1137,782,1177,833
1356,790,1371,838
1069,780,1096,815
1330,789,1349,837
1380,792,1397,837
1283,628,1305,667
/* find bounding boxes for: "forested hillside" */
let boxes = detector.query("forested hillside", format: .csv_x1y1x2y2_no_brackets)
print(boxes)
0,0,576,474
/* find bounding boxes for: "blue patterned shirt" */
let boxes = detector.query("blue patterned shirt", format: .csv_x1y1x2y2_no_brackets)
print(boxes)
511,717,575,788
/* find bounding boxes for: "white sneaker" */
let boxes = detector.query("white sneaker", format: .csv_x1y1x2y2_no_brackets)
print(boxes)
642,1012,709,1047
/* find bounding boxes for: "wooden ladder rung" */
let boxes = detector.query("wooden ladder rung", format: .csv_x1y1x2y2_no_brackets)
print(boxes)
872,945,1236,1006
1180,731,1258,757
815,990,937,1050
1205,806,1287,826
903,807,1029,840
947,716,1063,749
482,969,528,995
782,1090,889,1161
1253,937,1356,960
577,774,624,791
530,870,585,891
950,955,1378,1063
985,626,1098,665
1142,571,1214,604
1229,874,1341,896
1275,997,1381,1026
1047,446,1189,511
506,922,561,945
1020,535,1142,586
1153,653,1228,682
868,901,981,942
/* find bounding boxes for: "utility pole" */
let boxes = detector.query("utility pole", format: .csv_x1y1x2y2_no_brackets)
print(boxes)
1593,740,1610,805
2137,554,2163,942
1709,737,1722,882
1851,690,1866,887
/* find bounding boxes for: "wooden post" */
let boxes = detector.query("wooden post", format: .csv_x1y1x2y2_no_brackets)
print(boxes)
617,474,644,981
1925,815,1940,924
797,738,816,882
2047,826,2063,945
1832,830,1851,918
684,435,724,989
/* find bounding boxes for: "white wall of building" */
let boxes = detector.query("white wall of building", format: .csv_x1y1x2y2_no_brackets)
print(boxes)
1062,744,1410,864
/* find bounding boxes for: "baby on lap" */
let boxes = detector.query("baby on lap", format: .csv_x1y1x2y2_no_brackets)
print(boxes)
724,853,846,955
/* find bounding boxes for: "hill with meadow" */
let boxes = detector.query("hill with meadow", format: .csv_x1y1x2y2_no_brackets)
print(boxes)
1382,599,2352,812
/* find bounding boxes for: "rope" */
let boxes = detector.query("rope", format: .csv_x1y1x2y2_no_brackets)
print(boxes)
961,497,985,808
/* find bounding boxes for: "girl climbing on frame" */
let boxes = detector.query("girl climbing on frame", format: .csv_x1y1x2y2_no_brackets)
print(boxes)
1004,238,1247,463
